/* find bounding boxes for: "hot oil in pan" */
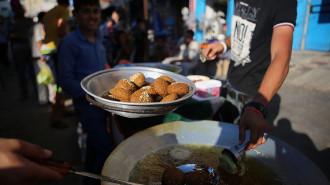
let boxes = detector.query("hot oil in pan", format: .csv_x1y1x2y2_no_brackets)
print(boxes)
128,144,283,185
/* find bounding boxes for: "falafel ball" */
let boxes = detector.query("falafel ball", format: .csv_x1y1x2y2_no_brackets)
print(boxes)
160,93,178,102
115,79,137,92
167,82,189,96
159,75,174,84
162,166,185,185
130,90,153,103
129,72,145,87
109,88,132,102
153,77,169,97
185,170,212,185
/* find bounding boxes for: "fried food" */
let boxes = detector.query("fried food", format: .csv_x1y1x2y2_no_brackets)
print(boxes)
129,72,145,87
109,88,132,102
139,86,157,96
161,93,178,102
153,77,169,97
167,82,189,96
162,166,185,185
185,170,212,185
159,75,174,84
101,92,119,101
130,90,153,103
115,79,136,92
106,72,190,103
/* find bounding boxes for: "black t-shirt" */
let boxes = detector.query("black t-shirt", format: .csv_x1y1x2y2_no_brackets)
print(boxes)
227,0,297,96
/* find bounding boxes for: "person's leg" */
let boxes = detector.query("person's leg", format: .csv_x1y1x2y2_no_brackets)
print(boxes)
32,59,49,105
73,98,114,185
0,43,9,68
13,50,28,100
44,53,70,128
26,56,37,97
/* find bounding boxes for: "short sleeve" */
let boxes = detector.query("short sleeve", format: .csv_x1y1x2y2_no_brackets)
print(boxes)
59,6,70,21
34,24,44,42
272,0,297,27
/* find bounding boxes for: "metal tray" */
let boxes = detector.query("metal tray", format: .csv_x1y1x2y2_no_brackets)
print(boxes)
81,67,196,118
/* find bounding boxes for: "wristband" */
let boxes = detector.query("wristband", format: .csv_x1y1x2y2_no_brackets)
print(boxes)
220,41,227,53
244,101,266,117
244,107,264,118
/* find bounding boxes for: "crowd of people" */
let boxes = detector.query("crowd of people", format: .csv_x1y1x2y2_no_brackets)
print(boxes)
0,0,297,184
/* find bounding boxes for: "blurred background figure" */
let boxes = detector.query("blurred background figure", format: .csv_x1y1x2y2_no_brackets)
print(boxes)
0,15,10,69
163,29,200,76
58,0,114,184
99,9,122,67
41,0,71,129
131,18,148,63
149,33,170,62
8,6,35,101
111,10,121,29
113,29,134,65
30,12,55,106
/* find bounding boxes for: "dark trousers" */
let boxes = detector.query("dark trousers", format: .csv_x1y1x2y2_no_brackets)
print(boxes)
0,43,9,68
73,98,114,185
13,49,36,95
43,53,58,84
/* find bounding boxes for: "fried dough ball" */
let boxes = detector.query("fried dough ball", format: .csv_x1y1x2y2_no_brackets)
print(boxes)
162,166,185,185
161,93,178,102
129,72,145,87
115,79,136,92
130,90,153,103
139,86,157,96
153,77,169,97
109,88,132,102
101,92,119,101
185,170,212,185
159,75,174,84
167,82,189,96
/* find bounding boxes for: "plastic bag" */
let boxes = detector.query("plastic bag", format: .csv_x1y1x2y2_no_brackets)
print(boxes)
37,62,54,85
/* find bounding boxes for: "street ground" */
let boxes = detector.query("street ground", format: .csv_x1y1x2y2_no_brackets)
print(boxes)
0,50,329,184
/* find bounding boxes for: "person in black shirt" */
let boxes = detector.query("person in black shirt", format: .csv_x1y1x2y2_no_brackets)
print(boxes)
203,0,297,151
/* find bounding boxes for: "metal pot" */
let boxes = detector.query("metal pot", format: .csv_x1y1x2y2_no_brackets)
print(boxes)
102,121,329,185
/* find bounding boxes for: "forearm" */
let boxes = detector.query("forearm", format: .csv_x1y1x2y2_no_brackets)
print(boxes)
253,56,290,106
37,40,43,52
253,26,293,106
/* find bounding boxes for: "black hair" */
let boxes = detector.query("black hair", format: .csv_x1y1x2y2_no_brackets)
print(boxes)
37,12,46,22
57,0,69,5
73,0,100,11
186,30,194,38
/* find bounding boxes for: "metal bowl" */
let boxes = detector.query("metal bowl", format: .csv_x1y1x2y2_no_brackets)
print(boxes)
81,67,196,118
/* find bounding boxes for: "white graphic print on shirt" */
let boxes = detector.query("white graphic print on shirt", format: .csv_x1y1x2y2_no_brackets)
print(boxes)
230,2,259,66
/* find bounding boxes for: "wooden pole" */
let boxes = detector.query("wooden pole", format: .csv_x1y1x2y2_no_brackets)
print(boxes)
143,0,148,21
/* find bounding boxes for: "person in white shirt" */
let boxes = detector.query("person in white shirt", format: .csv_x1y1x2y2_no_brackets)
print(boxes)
163,30,200,76
30,12,55,105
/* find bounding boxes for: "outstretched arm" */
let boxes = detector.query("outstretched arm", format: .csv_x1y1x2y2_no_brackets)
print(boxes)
202,36,231,60
239,26,294,150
